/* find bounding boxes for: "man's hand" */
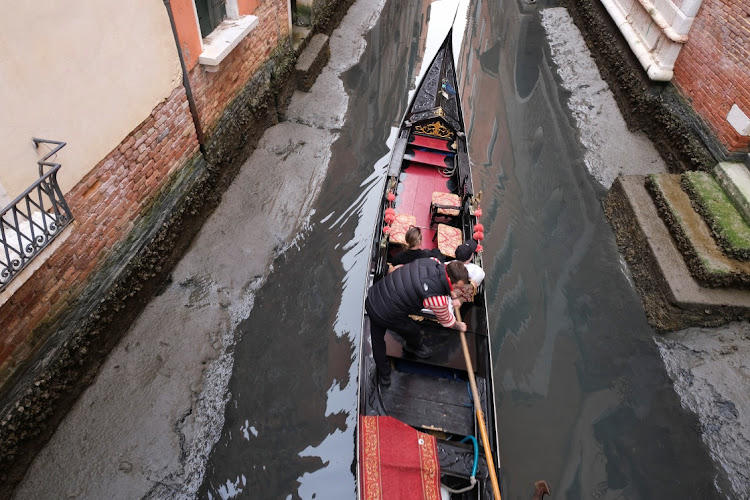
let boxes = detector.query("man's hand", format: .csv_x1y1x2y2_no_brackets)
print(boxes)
454,321,467,332
452,298,462,308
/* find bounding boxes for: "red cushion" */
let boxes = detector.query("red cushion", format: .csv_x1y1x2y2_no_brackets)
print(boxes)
437,224,462,257
390,213,417,246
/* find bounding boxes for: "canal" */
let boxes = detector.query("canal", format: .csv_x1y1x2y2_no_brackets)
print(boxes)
199,0,726,499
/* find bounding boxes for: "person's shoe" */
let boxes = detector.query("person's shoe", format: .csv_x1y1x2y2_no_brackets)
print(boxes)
378,372,391,387
404,343,432,359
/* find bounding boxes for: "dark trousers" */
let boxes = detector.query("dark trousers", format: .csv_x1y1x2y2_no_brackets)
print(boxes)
365,300,422,377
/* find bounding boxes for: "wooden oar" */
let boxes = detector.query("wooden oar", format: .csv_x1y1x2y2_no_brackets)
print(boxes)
455,307,502,500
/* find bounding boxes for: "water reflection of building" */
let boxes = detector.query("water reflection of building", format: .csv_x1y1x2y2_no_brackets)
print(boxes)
458,1,725,498
458,0,559,367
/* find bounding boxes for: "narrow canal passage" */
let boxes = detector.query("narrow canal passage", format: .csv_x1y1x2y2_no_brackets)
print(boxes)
201,0,724,498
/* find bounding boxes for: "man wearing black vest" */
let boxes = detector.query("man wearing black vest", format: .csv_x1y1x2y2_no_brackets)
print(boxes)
365,258,469,387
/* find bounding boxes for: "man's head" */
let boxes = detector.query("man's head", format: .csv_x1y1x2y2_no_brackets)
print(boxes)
445,260,469,287
454,238,478,262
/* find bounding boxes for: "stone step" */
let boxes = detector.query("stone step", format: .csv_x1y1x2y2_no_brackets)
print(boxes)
647,173,750,288
295,33,330,92
292,26,311,52
714,162,750,225
603,175,750,331
681,171,750,261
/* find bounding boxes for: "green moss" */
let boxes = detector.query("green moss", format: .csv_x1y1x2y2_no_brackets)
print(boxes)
698,254,730,275
683,171,750,255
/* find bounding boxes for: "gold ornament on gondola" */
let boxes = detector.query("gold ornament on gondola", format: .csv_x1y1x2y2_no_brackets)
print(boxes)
414,118,454,139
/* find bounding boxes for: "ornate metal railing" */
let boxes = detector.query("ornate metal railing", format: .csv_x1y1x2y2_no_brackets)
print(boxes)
0,139,74,291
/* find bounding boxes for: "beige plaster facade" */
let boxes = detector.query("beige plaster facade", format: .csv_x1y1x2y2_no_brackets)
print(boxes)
0,0,183,205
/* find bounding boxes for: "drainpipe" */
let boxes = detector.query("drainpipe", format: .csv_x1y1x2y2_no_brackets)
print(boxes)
600,0,703,82
163,0,206,156
600,0,672,81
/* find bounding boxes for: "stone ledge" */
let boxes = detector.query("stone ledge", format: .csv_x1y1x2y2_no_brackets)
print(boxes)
295,33,330,92
604,175,750,332
198,16,259,72
714,162,750,225
647,173,750,289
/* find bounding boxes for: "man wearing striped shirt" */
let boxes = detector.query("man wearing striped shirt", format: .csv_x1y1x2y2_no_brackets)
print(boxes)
365,258,469,387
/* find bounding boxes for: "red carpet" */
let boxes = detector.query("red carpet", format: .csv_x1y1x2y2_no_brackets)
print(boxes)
359,415,441,499
395,162,451,249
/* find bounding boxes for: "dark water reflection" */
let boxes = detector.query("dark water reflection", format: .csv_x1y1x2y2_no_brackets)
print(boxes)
200,0,724,498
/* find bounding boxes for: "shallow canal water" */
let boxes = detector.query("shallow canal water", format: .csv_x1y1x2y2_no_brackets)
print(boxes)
200,0,725,498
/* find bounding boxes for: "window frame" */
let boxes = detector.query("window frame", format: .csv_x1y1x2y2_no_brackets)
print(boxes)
188,0,259,71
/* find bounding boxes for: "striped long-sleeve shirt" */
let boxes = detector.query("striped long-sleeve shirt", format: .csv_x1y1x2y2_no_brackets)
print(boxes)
423,294,456,328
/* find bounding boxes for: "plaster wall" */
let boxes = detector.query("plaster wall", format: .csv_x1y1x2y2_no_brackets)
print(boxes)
0,0,182,204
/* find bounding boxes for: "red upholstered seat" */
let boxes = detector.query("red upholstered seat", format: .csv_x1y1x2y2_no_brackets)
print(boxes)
430,192,461,228
431,192,460,216
455,280,478,303
409,134,454,152
405,149,453,168
390,213,417,246
437,224,462,258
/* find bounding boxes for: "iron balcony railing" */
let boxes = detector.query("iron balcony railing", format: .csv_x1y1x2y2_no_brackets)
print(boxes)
0,139,74,291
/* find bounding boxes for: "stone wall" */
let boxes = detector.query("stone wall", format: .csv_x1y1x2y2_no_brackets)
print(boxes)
672,0,750,156
0,86,207,492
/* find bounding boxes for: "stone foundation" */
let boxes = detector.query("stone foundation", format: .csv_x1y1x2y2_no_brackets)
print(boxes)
604,177,750,332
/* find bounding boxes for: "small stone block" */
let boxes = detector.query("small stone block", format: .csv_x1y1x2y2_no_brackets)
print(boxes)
727,104,750,136
715,162,750,225
295,34,330,92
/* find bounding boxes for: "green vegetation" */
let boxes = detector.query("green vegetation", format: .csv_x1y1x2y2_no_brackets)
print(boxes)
647,174,734,286
682,171,750,259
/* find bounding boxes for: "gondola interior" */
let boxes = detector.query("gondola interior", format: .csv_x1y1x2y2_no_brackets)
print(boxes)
358,29,501,500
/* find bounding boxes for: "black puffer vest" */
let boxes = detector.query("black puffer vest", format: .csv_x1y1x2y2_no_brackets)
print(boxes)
366,258,451,323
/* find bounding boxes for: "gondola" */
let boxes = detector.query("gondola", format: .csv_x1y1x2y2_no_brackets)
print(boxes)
356,28,503,499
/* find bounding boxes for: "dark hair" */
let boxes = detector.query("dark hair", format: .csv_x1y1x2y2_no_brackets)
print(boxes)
405,226,422,249
446,260,469,284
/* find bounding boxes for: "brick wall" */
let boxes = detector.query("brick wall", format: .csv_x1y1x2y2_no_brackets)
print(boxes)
673,0,750,154
0,0,294,389
0,87,200,390
190,0,291,134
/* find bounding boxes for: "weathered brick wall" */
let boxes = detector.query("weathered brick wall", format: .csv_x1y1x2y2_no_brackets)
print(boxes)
673,0,750,154
190,0,291,134
0,87,200,391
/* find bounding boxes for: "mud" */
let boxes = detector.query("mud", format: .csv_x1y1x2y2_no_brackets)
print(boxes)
658,325,750,498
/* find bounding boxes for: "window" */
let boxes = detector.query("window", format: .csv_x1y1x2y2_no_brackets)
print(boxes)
171,0,260,71
195,0,227,38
